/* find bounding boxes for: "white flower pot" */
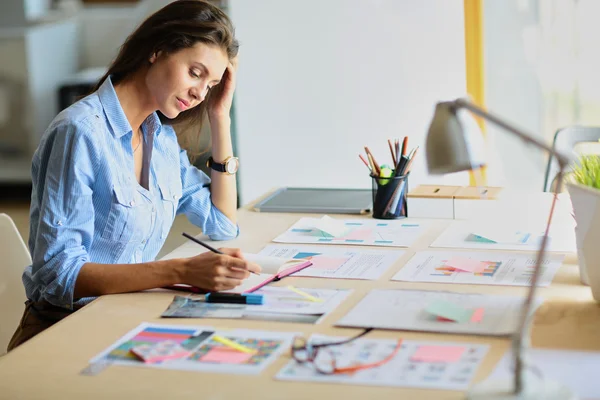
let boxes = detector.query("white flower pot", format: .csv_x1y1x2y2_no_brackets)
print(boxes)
567,182,600,300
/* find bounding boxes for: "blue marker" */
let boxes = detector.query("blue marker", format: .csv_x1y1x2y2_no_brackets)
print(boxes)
205,292,264,305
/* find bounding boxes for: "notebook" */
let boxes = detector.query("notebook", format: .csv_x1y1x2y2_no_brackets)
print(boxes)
166,254,313,294
253,187,372,214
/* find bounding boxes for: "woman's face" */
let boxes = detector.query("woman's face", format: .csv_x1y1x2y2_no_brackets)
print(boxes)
146,42,229,118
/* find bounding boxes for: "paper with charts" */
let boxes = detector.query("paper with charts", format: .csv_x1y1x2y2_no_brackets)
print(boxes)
336,289,542,336
486,348,600,400
89,322,295,375
161,287,352,324
161,246,312,294
272,216,428,248
430,220,576,252
392,250,564,287
257,244,404,280
276,336,489,391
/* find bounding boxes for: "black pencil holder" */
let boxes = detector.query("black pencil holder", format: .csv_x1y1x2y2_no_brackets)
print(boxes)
371,174,409,219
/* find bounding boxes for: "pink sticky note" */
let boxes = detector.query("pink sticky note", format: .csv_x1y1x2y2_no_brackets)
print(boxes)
410,345,466,363
444,257,488,273
470,307,485,323
440,308,484,323
310,256,348,270
340,228,373,241
200,348,253,364
131,340,192,364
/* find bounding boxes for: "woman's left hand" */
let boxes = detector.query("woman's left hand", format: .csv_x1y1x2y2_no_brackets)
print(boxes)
207,57,238,122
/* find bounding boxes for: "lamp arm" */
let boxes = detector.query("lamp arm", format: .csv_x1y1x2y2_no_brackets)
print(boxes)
454,98,568,395
453,98,571,169
511,168,563,394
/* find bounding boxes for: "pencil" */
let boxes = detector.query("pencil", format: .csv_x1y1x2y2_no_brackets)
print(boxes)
403,147,419,175
364,146,381,175
359,154,372,172
181,232,259,275
182,232,223,254
387,139,397,166
367,153,379,176
401,137,408,156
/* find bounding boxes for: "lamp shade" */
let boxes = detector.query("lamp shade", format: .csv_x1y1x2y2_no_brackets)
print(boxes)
425,101,487,174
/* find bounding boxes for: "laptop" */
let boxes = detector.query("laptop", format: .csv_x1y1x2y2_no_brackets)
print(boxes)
253,187,372,214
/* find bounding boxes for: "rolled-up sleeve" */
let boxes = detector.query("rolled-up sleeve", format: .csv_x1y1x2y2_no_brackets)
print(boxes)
27,121,97,309
176,149,239,241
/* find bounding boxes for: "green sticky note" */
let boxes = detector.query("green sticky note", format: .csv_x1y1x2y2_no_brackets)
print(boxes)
425,300,474,323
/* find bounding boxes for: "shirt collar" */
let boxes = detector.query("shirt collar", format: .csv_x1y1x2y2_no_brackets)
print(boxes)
98,76,162,138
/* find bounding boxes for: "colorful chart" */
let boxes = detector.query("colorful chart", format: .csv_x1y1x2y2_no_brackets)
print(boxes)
432,261,501,277
259,244,404,280
91,323,295,375
291,252,349,271
189,337,282,366
294,252,321,259
106,326,199,362
392,251,563,287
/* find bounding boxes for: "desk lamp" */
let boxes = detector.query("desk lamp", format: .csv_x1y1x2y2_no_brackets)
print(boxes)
426,98,576,400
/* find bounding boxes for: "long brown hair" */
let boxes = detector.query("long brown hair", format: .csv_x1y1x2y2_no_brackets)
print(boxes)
94,0,239,157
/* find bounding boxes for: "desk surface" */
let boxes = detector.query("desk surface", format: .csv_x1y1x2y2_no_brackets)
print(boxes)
1,201,598,400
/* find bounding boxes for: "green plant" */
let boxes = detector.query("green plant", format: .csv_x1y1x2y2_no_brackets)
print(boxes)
569,155,600,190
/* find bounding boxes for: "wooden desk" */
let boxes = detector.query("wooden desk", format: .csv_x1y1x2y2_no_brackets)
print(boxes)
1,205,598,400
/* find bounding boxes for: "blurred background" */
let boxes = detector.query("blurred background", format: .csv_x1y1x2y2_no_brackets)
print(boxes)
1,0,599,254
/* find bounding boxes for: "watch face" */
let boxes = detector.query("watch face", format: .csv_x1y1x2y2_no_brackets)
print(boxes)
225,157,239,174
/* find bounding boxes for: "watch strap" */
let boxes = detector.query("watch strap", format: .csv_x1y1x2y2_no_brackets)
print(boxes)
207,157,227,173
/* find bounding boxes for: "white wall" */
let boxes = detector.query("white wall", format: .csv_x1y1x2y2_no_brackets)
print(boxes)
26,19,79,146
79,0,172,68
229,0,469,205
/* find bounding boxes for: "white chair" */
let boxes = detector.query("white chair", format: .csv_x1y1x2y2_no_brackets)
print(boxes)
0,213,31,355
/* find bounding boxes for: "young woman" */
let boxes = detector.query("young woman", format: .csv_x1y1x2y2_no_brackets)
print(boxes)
8,0,259,351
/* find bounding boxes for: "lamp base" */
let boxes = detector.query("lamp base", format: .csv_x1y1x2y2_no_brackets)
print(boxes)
466,378,577,400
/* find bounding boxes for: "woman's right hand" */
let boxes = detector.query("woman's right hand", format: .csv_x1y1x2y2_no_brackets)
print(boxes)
180,248,261,291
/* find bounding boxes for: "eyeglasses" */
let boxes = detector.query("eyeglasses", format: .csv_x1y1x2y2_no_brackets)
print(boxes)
290,328,403,375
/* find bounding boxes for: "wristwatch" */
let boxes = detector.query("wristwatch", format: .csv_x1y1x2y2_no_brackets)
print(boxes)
207,156,239,175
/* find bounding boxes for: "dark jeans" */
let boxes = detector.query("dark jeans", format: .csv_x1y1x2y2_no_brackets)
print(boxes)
7,300,77,352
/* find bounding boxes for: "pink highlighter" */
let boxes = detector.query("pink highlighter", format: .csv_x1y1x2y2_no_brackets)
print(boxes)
243,260,313,293
163,260,313,294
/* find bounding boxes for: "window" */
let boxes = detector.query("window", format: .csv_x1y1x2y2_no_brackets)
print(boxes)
484,0,600,189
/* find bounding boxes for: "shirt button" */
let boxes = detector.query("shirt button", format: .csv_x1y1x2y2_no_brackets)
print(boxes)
56,220,63,226
142,239,147,244
173,194,177,200
129,200,136,206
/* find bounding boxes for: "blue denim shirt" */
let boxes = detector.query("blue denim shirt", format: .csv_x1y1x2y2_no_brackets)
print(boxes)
23,76,239,309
